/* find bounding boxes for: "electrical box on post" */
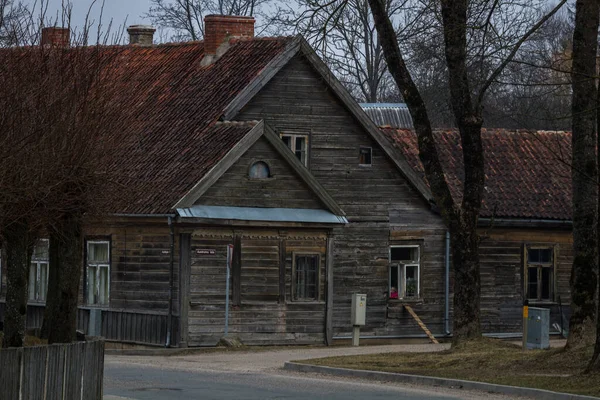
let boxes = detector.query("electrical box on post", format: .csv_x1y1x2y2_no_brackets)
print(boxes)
526,307,550,349
351,293,367,326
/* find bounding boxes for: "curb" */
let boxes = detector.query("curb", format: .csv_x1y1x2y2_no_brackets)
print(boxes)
283,362,599,400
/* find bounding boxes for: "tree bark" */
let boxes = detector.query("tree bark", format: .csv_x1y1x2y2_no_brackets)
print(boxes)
46,214,83,344
368,0,483,343
567,0,600,352
2,220,34,348
40,228,62,340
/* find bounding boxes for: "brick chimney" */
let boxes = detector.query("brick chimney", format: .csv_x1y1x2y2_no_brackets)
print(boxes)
204,15,255,55
41,27,70,47
127,25,156,46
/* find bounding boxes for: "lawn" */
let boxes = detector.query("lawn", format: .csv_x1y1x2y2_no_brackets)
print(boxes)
297,338,600,397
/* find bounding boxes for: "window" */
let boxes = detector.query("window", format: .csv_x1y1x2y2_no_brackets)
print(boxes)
249,161,270,179
525,246,554,301
29,239,49,302
389,245,420,299
359,147,372,166
86,240,110,306
293,254,319,301
281,133,308,166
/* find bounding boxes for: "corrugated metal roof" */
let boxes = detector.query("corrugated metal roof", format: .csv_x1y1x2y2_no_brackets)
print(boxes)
177,205,348,224
360,103,414,129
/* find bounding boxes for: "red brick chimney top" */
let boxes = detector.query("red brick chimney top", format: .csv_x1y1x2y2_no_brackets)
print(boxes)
204,15,255,55
41,27,70,47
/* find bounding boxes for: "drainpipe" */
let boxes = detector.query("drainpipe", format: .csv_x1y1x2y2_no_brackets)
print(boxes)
444,230,451,336
166,215,176,347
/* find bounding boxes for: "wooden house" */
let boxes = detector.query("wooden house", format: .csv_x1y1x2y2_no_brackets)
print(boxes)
0,16,573,346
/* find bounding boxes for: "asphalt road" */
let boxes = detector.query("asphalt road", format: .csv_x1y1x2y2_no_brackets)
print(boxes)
103,364,518,400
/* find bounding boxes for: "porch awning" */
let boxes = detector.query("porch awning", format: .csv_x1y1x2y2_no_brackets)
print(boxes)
176,205,347,224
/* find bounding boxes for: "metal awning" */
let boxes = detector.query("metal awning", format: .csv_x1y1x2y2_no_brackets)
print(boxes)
176,205,348,224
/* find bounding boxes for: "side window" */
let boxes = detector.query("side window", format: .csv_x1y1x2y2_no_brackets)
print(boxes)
293,254,319,301
359,147,372,166
281,133,308,166
389,245,420,299
29,239,49,302
86,240,110,306
525,246,554,301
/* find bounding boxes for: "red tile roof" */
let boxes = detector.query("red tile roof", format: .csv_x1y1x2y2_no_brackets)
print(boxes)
382,128,572,220
94,38,291,214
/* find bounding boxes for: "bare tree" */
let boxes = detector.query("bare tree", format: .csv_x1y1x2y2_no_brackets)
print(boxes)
146,0,276,41
362,0,566,342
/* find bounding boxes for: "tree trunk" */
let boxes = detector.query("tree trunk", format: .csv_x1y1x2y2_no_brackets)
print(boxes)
40,229,62,340
46,214,83,344
2,220,34,348
567,0,600,351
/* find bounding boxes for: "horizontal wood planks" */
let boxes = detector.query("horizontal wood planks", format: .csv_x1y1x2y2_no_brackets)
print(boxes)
187,228,327,346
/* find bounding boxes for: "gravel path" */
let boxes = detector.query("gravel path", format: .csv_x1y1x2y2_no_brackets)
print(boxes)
105,343,451,373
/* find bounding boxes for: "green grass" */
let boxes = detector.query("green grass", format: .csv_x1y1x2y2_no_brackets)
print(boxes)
297,338,600,397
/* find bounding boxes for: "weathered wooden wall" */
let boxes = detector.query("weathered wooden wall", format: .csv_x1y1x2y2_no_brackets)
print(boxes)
479,228,573,333
237,54,449,338
183,227,327,346
196,136,324,210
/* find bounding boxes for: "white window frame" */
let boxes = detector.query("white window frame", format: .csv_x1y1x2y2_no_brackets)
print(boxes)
86,240,111,306
389,245,420,299
29,239,49,303
280,133,309,166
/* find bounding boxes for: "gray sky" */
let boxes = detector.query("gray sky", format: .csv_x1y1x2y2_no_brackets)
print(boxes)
28,0,152,31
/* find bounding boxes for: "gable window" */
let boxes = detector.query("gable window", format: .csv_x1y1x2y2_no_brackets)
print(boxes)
525,246,554,301
293,254,319,301
249,161,271,179
86,240,110,306
389,245,420,299
359,147,372,166
281,133,308,166
29,239,49,302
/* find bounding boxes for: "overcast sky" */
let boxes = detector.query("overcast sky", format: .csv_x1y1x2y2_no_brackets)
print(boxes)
27,0,152,31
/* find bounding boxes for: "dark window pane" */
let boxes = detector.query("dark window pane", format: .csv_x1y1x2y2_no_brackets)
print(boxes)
528,248,552,264
528,267,538,299
282,136,291,149
295,255,318,300
528,249,540,263
359,147,372,165
540,249,552,263
390,266,399,298
541,267,552,300
405,265,418,298
391,247,417,262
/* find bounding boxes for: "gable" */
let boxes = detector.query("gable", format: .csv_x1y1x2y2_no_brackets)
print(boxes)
194,135,327,210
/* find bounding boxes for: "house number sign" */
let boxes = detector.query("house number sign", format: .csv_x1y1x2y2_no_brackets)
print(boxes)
196,249,216,255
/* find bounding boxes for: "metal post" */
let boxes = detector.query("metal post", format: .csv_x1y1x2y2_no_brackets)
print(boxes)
522,299,529,350
352,326,360,346
225,244,233,337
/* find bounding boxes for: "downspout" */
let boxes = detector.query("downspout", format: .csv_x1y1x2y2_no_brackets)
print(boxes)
444,230,451,336
166,215,176,347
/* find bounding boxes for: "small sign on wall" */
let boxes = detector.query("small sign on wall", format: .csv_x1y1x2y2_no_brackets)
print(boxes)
161,250,170,255
196,249,216,256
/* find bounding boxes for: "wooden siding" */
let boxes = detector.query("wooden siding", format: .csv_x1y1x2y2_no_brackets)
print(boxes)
195,136,324,210
186,228,327,346
237,54,449,338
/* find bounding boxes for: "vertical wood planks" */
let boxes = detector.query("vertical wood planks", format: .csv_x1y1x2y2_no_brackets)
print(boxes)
0,346,21,400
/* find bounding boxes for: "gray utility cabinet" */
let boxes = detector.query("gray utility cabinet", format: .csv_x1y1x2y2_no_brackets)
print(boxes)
526,307,550,349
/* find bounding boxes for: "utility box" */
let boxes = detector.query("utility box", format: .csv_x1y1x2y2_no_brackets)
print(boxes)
526,307,550,349
351,293,367,326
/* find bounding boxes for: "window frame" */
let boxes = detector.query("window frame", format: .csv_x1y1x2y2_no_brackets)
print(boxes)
524,245,556,303
389,244,421,300
359,146,373,166
85,239,111,307
291,252,321,302
280,133,309,167
29,239,49,303
248,160,272,180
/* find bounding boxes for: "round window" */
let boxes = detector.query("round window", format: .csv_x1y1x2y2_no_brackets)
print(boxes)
249,161,270,179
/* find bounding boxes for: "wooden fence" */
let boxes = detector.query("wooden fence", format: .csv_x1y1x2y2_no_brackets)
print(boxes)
0,340,104,400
